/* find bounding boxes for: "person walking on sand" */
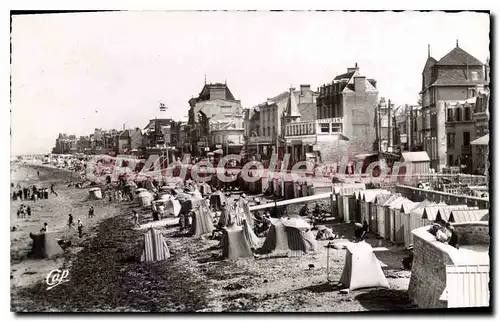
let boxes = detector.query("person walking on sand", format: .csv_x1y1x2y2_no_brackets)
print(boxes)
77,219,83,238
40,222,48,233
88,206,95,219
50,183,58,196
68,214,74,229
27,205,31,217
132,210,140,227
37,170,40,177
118,190,123,202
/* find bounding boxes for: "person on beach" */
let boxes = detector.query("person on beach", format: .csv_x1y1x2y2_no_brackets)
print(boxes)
44,188,49,199
117,190,123,202
132,210,140,227
50,183,58,196
108,190,113,202
40,223,48,233
27,205,31,217
17,189,23,201
68,214,74,229
77,219,83,238
88,206,95,218
37,170,40,177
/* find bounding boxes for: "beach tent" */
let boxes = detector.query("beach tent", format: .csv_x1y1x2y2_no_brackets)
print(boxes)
261,217,317,257
361,189,391,225
180,196,204,214
189,205,215,236
218,204,233,228
29,233,64,259
339,241,389,291
210,191,226,210
137,191,154,207
221,223,254,260
242,219,260,249
88,187,102,200
163,198,182,216
334,183,366,222
140,228,171,263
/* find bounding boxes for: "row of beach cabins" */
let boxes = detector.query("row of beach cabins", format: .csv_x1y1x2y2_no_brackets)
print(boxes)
332,183,489,248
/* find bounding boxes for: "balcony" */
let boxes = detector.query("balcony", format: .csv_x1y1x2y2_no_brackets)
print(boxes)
285,117,343,137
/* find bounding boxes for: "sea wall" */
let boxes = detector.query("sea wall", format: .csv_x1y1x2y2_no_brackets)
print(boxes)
396,185,489,209
408,223,490,308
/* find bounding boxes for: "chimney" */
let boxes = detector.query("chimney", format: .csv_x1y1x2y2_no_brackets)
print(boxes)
354,76,366,93
300,84,310,94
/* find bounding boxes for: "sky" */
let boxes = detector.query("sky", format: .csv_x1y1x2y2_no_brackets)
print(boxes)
10,11,490,155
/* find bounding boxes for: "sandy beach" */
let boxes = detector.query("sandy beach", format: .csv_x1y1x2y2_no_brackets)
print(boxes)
11,164,415,312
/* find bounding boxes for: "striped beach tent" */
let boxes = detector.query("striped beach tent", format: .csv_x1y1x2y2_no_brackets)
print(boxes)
189,205,215,237
242,219,260,249
221,223,254,260
140,228,171,263
218,204,233,228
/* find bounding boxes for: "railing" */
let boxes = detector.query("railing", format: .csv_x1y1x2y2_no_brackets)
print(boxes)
285,117,343,137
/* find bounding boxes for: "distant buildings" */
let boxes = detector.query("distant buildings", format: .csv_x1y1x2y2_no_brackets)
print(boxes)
188,82,244,155
245,85,318,159
315,63,379,160
420,42,488,172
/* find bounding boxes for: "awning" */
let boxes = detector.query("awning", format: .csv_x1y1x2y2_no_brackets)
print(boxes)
305,153,316,158
471,134,489,146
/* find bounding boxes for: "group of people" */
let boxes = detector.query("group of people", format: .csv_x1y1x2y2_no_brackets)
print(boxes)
12,184,57,202
16,204,32,218
67,213,85,238
429,221,459,249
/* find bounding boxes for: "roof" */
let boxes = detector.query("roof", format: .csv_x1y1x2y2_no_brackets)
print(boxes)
400,200,418,214
375,194,393,205
119,129,130,139
401,151,430,162
449,209,489,223
387,197,410,210
196,83,236,102
144,119,173,130
335,183,366,196
430,78,486,87
363,189,391,202
437,206,479,222
334,71,356,81
410,200,437,216
471,134,489,146
422,205,468,221
436,46,484,66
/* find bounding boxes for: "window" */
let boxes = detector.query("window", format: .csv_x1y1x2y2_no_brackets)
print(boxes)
455,108,462,122
331,127,340,133
471,71,479,81
447,109,454,122
463,132,470,146
446,133,452,148
464,106,471,121
320,123,330,133
448,154,454,166
469,88,476,98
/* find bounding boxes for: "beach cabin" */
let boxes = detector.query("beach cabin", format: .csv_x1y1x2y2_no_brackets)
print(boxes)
435,206,479,223
371,194,393,234
334,183,366,222
361,189,391,228
422,205,469,223
386,196,410,244
404,200,435,246
448,209,489,224
376,194,400,239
